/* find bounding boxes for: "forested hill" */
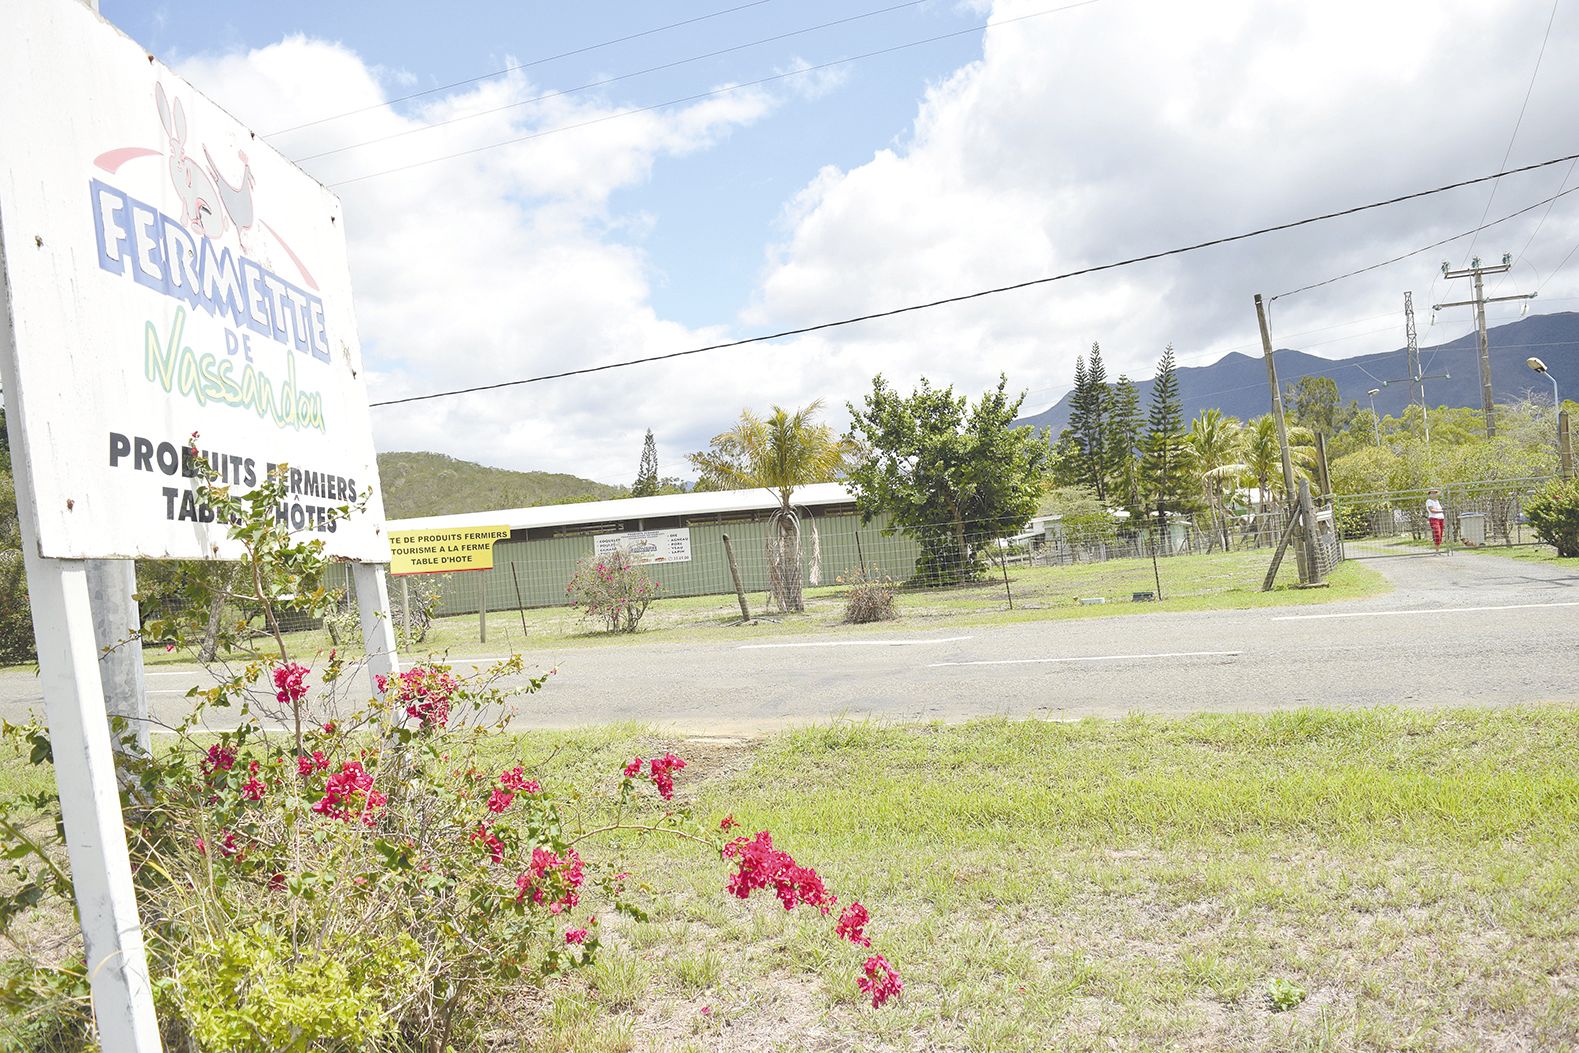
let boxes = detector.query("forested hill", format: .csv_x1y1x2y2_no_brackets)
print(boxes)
1018,311,1579,432
376,452,623,519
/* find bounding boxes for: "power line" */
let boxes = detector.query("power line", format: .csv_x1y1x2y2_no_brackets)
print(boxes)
1270,179,1579,301
1457,0,1561,270
368,148,1579,408
330,0,1108,188
264,0,777,138
295,0,935,164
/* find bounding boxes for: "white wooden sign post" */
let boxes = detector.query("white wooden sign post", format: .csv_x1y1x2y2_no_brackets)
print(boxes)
0,1,400,1047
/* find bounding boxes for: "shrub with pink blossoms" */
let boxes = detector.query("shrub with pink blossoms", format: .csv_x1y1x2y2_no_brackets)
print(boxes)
0,457,901,1052
566,549,659,633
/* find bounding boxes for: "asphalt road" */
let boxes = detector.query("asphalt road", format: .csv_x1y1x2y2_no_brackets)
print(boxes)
2,550,1575,735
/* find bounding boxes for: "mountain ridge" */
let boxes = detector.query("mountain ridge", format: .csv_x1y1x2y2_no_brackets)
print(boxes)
1016,311,1579,433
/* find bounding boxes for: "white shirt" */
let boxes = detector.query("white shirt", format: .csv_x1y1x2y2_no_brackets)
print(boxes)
1426,498,1445,520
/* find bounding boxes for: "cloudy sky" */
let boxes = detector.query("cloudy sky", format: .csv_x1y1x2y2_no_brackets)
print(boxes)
113,0,1579,486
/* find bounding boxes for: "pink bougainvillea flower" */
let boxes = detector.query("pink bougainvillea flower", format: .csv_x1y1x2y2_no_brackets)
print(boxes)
296,750,330,778
321,721,337,734
564,928,588,945
719,814,737,831
272,662,310,706
722,830,836,914
515,847,584,914
240,774,267,802
499,766,541,794
201,744,237,776
648,753,687,800
470,825,506,863
384,665,459,730
217,831,242,859
267,872,286,893
622,757,643,779
486,789,515,814
857,954,903,1008
312,761,385,825
194,836,207,856
836,902,872,947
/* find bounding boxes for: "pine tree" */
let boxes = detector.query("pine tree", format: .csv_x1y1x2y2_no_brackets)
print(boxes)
1143,344,1189,523
631,430,659,497
1068,343,1110,502
1104,374,1145,513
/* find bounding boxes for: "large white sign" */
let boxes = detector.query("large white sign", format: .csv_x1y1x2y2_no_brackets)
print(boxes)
0,0,389,562
594,527,692,565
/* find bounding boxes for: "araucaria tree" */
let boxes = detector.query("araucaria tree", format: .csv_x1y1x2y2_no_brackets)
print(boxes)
1105,374,1146,515
1143,343,1191,525
631,429,660,497
688,401,850,612
846,374,1050,584
1065,343,1112,501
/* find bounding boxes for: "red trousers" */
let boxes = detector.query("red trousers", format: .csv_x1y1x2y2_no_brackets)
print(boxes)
1430,518,1444,545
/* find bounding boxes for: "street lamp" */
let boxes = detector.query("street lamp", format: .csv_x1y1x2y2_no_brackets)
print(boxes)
1528,358,1562,464
1366,388,1382,447
1527,356,1559,408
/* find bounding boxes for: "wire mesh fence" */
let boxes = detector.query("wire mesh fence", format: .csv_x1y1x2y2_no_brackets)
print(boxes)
1334,477,1555,558
272,505,1328,653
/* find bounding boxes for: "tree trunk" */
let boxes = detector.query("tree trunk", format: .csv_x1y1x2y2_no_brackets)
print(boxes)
198,569,227,662
778,514,804,612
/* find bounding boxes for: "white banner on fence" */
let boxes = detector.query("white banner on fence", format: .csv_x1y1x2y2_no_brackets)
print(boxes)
594,527,692,565
0,0,388,562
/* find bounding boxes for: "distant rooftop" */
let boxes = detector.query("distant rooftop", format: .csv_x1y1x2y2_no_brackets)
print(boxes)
388,482,857,533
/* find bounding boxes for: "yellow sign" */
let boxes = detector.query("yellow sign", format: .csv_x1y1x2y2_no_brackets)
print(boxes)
389,525,512,576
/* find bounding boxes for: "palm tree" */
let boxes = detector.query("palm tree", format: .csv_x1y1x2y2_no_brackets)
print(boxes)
688,401,852,612
1186,409,1243,550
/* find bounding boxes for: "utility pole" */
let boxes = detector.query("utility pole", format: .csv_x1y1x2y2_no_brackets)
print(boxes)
1254,293,1312,584
1433,255,1536,438
1381,291,1450,452
1254,295,1297,504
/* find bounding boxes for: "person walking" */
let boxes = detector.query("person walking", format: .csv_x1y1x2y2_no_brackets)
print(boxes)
1426,488,1446,551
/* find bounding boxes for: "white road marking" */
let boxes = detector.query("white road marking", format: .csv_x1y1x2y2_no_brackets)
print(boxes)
1272,600,1579,621
740,635,974,650
929,649,1242,668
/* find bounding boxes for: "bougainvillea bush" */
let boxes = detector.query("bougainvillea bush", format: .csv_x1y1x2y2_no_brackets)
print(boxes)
565,550,659,633
0,452,897,1051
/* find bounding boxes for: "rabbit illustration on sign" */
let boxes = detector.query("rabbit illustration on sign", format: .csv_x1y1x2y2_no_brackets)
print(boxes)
94,82,318,290
156,82,225,238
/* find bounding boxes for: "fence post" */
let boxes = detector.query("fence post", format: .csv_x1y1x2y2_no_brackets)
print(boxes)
999,550,1013,610
721,533,751,622
1297,478,1324,584
1150,527,1164,601
1561,410,1574,480
478,572,488,645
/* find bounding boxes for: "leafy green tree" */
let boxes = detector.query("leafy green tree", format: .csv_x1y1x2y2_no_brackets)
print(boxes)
688,401,851,612
1284,376,1357,437
1104,375,1145,515
631,430,660,498
1143,344,1191,523
1039,484,1117,547
846,374,1049,584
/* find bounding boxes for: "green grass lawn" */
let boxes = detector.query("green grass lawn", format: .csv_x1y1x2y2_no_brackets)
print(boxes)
116,550,1388,667
7,706,1572,1051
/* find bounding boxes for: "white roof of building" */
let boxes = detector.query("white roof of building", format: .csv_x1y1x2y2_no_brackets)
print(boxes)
389,481,857,533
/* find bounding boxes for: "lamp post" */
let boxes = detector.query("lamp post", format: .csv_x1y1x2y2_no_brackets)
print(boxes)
1527,356,1559,408
1366,388,1382,447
